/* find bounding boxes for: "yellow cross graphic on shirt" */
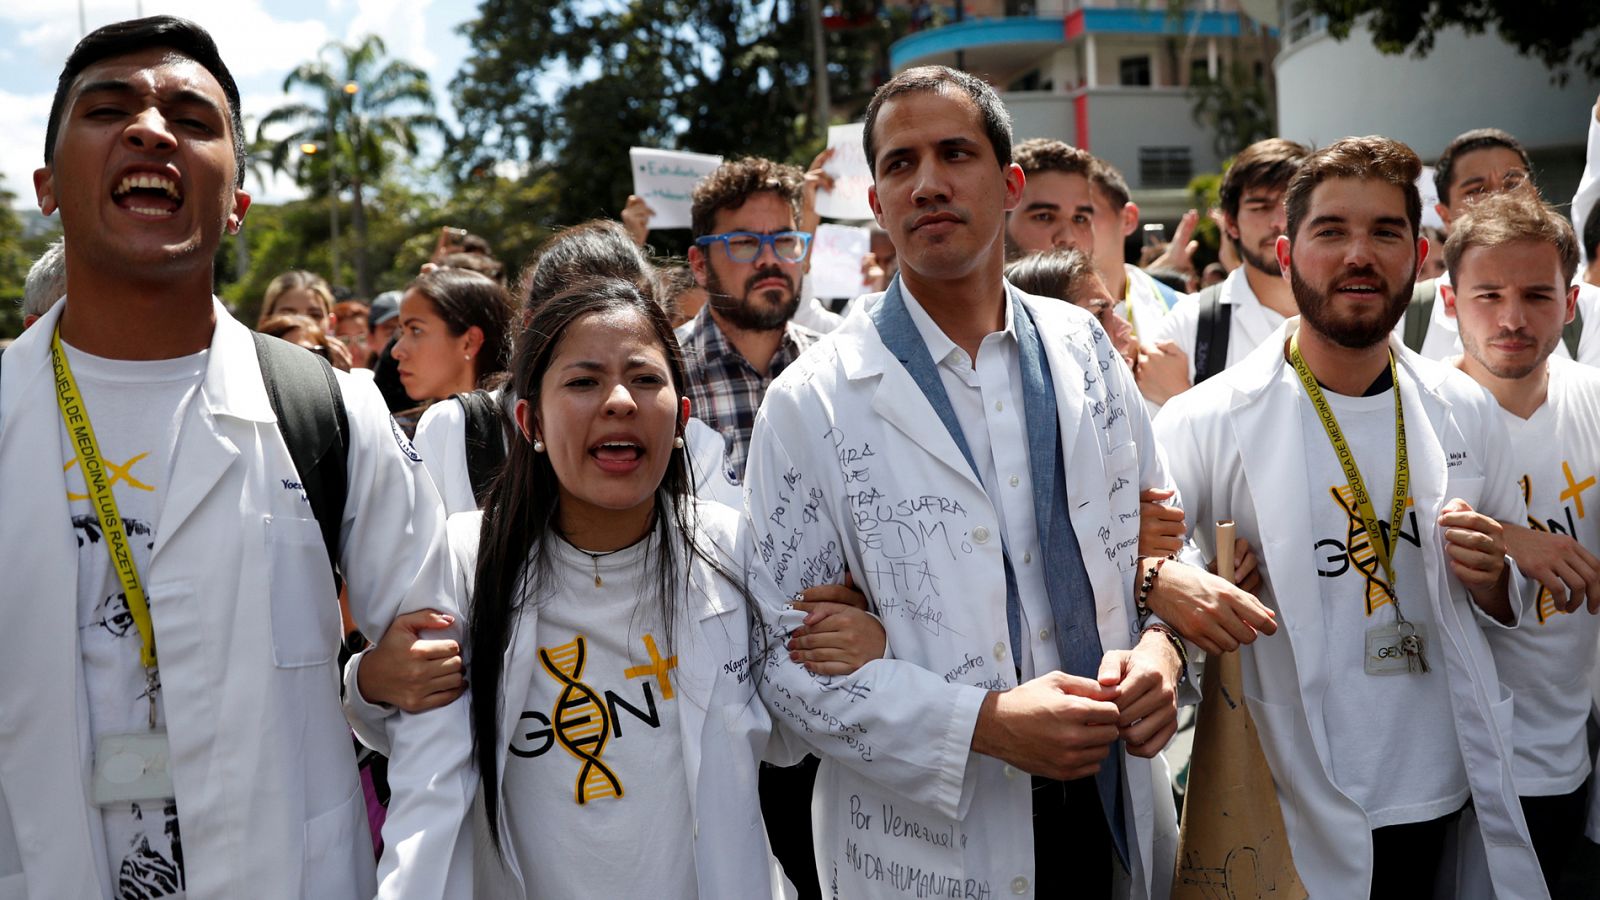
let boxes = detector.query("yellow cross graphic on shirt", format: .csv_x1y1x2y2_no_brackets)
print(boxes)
1560,462,1595,520
624,634,678,700
64,453,155,501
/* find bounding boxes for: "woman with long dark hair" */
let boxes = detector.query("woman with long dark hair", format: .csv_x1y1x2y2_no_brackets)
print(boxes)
368,276,884,897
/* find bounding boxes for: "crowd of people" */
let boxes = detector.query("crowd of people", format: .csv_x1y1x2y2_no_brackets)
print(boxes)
6,12,1600,900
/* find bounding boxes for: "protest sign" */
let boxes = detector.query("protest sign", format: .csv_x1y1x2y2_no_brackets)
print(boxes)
815,123,875,221
809,223,872,299
629,148,724,229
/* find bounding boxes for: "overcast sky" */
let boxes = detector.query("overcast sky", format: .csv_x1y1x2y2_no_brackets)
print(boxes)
1,0,476,209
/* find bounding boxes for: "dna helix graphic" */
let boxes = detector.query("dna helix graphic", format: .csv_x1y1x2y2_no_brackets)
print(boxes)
539,637,624,804
1329,484,1404,616
1521,475,1564,625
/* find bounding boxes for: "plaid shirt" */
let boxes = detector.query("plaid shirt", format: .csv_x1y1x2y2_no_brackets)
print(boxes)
675,305,818,484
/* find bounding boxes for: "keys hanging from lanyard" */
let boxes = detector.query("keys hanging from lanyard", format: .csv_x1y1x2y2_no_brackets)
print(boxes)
1289,333,1429,674
52,330,162,721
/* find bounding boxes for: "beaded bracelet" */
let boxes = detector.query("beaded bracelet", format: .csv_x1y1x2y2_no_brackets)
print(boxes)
1134,555,1168,623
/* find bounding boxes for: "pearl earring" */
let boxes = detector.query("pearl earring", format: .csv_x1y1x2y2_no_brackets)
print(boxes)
533,439,545,453
674,435,685,449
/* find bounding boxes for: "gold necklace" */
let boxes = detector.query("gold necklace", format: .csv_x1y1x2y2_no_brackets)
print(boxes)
572,546,626,587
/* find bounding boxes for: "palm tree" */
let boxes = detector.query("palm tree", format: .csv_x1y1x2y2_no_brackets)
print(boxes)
258,35,443,297
230,126,280,286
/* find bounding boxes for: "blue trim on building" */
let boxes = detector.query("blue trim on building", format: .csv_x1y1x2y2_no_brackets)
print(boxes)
890,11,1245,71
1083,8,1242,38
891,16,1063,70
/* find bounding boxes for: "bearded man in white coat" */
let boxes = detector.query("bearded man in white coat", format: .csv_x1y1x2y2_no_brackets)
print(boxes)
0,17,468,898
1154,136,1545,898
744,65,1273,900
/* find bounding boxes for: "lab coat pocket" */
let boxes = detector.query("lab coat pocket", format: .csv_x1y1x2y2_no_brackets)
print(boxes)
1481,689,1522,848
301,783,367,897
265,515,341,668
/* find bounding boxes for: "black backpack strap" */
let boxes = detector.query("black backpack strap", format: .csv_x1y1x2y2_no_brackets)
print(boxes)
1402,278,1436,353
453,389,508,506
253,332,349,583
1564,305,1584,359
1192,283,1231,383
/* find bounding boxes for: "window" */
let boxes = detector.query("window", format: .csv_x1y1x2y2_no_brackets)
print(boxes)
1139,147,1193,188
1010,69,1042,92
1119,55,1151,87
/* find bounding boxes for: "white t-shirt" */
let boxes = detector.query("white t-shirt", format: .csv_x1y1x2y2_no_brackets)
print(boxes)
1298,369,1470,828
1482,356,1600,796
59,341,206,899
1153,267,1289,385
501,536,698,900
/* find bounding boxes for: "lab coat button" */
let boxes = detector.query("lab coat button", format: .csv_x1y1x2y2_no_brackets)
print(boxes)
1009,475,1019,487
1011,875,1029,894
973,526,991,544
1038,628,1050,641
993,642,1007,661
1023,552,1032,564
1003,764,1016,779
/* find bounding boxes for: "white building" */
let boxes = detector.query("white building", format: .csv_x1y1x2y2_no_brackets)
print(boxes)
887,0,1278,221
1269,0,1600,207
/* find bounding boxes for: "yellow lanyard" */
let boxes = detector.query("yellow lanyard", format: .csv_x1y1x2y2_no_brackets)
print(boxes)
52,330,158,670
1289,333,1409,594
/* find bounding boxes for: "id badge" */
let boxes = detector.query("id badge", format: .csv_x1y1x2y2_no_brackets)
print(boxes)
92,731,174,806
1363,621,1427,676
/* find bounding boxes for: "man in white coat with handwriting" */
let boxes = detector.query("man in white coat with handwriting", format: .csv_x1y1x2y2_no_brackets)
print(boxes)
744,65,1269,900
1154,136,1544,898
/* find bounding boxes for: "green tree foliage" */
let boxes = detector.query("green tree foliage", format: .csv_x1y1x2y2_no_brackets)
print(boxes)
223,172,563,320
1306,0,1600,84
448,0,887,231
257,35,444,297
0,181,41,340
1190,62,1276,160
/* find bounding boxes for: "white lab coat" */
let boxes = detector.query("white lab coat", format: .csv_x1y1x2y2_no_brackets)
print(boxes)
743,289,1186,900
355,504,798,898
1153,318,1545,899
0,300,472,899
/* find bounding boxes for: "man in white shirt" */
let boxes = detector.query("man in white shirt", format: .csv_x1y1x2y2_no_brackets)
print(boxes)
1151,138,1312,386
1,16,465,898
1442,189,1600,890
1084,157,1183,339
1408,127,1600,364
1155,135,1543,898
745,64,1272,900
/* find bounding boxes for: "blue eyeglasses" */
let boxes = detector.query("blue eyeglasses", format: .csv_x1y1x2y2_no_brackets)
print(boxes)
693,230,813,264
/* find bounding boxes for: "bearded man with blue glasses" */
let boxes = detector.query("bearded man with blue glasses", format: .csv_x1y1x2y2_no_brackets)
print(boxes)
676,156,826,899
679,157,819,485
